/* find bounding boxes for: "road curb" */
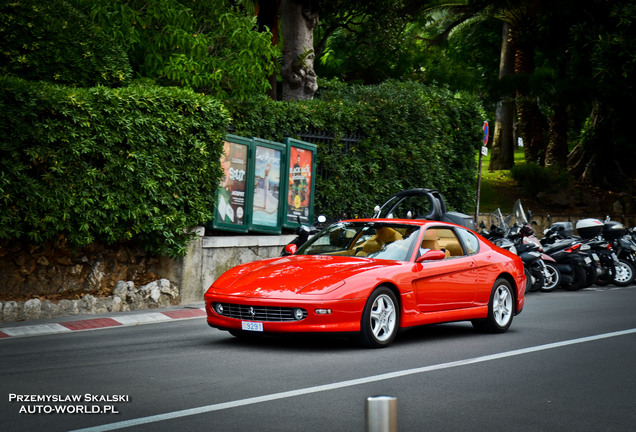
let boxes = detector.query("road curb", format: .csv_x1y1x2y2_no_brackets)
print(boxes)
0,307,206,339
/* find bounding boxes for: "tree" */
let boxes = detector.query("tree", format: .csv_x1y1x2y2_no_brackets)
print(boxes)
488,22,515,170
0,0,132,87
567,1,636,189
280,0,319,100
70,0,277,100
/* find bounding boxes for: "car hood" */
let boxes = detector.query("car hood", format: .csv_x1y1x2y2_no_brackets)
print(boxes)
211,255,401,298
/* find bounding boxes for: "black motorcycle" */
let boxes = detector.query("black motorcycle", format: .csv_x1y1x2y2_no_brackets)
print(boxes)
481,207,552,293
541,222,594,291
281,215,327,256
602,220,636,286
511,200,561,292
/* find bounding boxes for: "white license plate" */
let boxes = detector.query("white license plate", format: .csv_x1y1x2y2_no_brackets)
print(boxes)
585,257,592,264
241,321,263,332
592,253,599,261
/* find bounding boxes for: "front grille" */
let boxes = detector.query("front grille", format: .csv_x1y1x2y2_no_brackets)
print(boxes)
212,303,307,322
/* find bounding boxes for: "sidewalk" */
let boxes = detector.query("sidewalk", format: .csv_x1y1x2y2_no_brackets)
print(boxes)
0,303,206,339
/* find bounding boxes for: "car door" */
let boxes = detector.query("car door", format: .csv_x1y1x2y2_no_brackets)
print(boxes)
412,227,478,312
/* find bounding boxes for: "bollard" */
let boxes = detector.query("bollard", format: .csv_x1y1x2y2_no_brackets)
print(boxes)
366,396,398,432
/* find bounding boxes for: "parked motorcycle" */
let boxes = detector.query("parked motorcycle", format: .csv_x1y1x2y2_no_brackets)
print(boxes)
575,218,618,286
541,221,593,291
601,220,636,286
481,205,556,293
281,215,327,256
511,200,561,292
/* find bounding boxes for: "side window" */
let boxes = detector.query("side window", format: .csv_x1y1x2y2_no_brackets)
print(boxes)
421,227,465,258
456,228,480,255
436,228,465,257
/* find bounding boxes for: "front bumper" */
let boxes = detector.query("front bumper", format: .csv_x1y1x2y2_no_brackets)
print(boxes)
204,293,365,333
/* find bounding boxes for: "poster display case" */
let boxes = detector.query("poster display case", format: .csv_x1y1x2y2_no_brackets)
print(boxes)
212,135,316,234
283,138,317,228
210,135,252,233
248,138,286,234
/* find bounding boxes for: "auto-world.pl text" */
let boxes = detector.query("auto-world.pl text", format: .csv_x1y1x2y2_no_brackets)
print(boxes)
9,393,129,414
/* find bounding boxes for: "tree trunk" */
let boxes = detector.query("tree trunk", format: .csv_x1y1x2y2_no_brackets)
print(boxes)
514,35,547,165
545,100,568,169
489,23,515,171
568,100,625,189
280,0,319,101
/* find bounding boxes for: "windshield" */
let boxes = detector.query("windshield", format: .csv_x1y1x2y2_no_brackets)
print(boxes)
296,222,421,261
513,199,528,225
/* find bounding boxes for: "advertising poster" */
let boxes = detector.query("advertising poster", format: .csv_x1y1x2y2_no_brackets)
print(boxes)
215,139,248,230
251,144,282,229
287,145,314,224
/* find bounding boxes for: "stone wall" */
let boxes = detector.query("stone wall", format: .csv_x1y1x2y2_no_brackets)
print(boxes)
0,231,295,323
0,279,179,322
0,239,162,300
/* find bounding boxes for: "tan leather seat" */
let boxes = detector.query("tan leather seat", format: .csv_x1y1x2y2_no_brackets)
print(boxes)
421,229,440,251
422,229,450,258
361,227,403,254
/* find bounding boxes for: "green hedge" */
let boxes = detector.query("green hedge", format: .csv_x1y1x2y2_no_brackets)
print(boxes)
228,80,484,218
0,76,229,257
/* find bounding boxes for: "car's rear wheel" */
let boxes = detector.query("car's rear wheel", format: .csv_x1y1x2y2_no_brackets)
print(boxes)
356,286,399,348
472,278,514,333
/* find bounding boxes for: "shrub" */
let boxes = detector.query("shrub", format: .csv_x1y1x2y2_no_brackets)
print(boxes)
510,162,571,197
0,76,229,257
228,80,484,218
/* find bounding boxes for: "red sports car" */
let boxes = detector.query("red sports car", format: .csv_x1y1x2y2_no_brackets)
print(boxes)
205,219,526,348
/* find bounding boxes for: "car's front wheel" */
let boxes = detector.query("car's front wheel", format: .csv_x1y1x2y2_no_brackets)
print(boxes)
472,278,514,333
356,286,399,348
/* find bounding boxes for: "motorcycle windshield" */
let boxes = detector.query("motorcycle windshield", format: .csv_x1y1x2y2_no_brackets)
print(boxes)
513,199,529,225
489,209,508,231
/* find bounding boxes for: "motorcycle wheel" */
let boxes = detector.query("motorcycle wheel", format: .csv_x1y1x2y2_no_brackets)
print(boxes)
582,262,597,288
540,262,561,292
563,264,586,291
529,267,544,292
613,259,635,287
595,265,615,286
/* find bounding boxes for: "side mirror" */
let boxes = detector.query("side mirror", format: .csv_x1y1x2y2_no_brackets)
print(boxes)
416,250,446,263
284,244,298,255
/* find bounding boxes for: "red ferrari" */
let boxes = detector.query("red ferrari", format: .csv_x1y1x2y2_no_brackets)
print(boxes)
205,219,526,348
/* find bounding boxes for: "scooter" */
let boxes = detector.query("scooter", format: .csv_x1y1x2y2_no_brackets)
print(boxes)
481,205,555,293
541,223,593,291
601,220,635,286
511,200,561,292
576,218,619,286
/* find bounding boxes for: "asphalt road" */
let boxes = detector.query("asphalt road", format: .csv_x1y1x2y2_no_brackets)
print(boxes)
2,285,636,432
